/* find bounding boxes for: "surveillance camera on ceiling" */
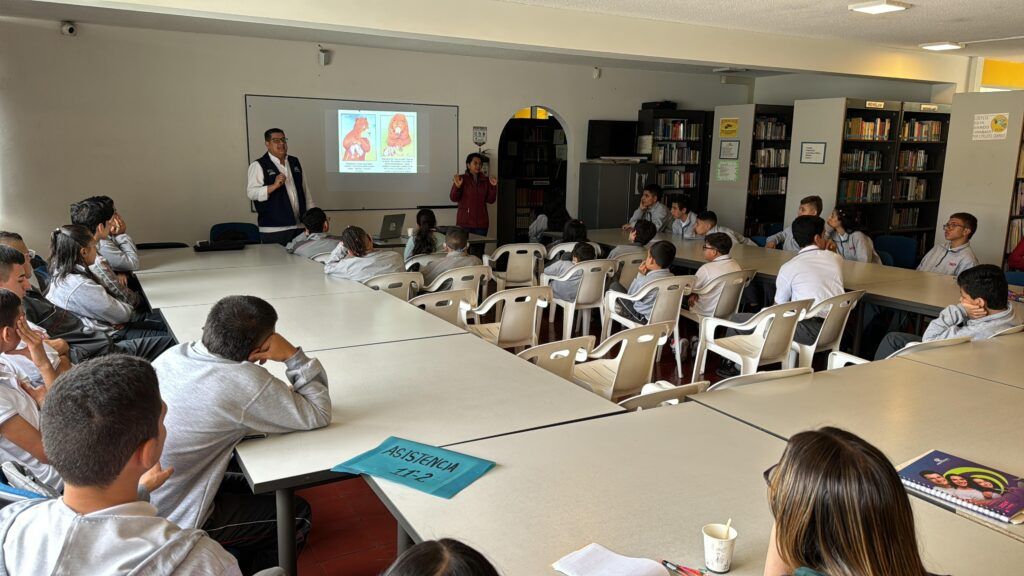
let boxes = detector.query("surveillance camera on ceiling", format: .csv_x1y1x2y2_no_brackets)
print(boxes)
60,21,77,36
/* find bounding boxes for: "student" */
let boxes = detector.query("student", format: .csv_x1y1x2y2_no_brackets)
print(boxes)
323,226,404,283
547,219,590,262
622,183,669,232
83,195,140,272
543,243,596,302
405,208,447,260
383,539,500,576
609,240,676,323
0,289,68,389
693,211,755,247
765,195,823,251
0,355,245,575
688,233,742,319
527,205,549,245
917,212,979,275
826,208,881,264
284,207,340,259
151,295,331,571
608,220,657,260
764,427,930,576
69,199,141,306
874,264,1017,359
667,195,698,238
420,228,483,286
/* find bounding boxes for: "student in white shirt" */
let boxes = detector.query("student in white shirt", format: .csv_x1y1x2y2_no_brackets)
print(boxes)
917,212,979,275
687,233,742,318
693,211,755,246
284,208,341,259
622,183,669,232
246,128,317,245
826,208,881,264
420,228,483,287
404,208,447,260
667,195,698,238
609,241,677,323
766,195,823,251
323,226,404,283
543,243,596,302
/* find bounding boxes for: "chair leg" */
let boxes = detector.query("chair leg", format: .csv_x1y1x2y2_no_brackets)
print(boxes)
548,299,557,323
580,309,592,337
740,357,757,376
674,325,684,380
562,305,575,339
691,341,709,383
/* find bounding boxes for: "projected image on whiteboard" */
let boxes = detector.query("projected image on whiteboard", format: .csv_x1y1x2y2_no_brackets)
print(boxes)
338,110,417,173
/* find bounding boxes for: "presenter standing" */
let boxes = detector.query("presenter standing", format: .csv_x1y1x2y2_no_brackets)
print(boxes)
246,128,316,245
450,153,497,236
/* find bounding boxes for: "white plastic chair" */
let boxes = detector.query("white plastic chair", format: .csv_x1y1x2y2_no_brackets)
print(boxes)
459,286,551,351
603,275,694,379
547,241,604,261
365,271,423,300
617,381,709,411
707,367,813,392
825,335,973,370
680,269,757,327
409,289,471,326
516,336,596,382
826,351,869,370
311,252,333,264
989,324,1024,338
483,243,547,294
692,299,814,382
613,252,647,288
542,259,618,338
572,321,673,401
422,265,491,307
405,253,445,271
788,290,866,368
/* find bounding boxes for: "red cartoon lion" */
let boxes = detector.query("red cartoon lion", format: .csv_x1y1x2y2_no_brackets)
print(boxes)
342,117,371,161
384,113,412,157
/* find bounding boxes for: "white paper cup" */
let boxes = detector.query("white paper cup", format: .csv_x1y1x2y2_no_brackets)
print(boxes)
702,523,738,573
406,227,414,237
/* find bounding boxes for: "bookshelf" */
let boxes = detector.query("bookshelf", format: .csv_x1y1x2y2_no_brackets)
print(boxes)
835,99,902,239
637,107,712,211
891,102,951,255
1004,138,1024,265
496,118,567,244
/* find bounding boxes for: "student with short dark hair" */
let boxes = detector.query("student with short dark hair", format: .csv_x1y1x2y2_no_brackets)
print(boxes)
152,295,331,572
69,199,141,307
542,242,597,302
693,211,755,246
323,226,404,282
766,196,825,251
420,227,483,287
405,208,446,259
667,196,697,238
688,232,743,318
874,264,1017,359
284,207,341,259
0,355,243,575
610,240,676,323
547,219,590,263
623,183,669,232
0,285,68,389
451,153,498,236
384,538,500,576
608,220,657,260
247,127,317,245
76,195,140,272
917,212,979,275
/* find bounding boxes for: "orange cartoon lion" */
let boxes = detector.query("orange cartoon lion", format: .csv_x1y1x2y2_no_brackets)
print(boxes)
342,117,371,161
383,113,412,157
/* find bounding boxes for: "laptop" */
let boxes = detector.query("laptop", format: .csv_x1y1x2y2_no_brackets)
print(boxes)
372,214,405,241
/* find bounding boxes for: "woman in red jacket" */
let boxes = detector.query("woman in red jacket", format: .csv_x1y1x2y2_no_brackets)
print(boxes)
450,153,498,236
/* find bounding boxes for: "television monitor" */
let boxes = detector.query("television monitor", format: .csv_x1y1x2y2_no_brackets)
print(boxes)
586,120,639,159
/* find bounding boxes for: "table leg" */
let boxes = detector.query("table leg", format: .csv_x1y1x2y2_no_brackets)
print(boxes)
397,524,414,554
277,488,297,576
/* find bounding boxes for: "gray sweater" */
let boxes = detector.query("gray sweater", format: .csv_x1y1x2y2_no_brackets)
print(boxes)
285,231,342,259
543,259,583,302
421,250,483,286
323,246,404,283
45,270,133,334
97,234,140,272
151,342,332,528
923,305,1017,342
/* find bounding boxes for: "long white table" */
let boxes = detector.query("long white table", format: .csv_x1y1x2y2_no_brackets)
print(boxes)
161,291,465,352
899,332,1024,391
136,245,312,274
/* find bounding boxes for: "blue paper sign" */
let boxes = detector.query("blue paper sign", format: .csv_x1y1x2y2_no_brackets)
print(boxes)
332,436,495,499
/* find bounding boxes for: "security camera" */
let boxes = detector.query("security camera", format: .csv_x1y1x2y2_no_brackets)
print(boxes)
60,21,77,36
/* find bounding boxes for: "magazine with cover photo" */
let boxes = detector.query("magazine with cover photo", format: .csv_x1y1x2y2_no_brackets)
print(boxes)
898,450,1024,524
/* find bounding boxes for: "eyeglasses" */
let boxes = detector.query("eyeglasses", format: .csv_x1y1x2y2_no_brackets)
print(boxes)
702,245,715,250
943,223,964,230
763,463,779,486
269,137,288,144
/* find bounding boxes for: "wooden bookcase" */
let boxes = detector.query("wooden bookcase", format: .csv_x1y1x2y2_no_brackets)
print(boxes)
1004,137,1024,264
496,118,567,244
637,107,712,211
746,105,793,237
891,102,950,255
835,99,902,238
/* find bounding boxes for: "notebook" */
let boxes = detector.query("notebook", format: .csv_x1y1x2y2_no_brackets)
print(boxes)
898,450,1024,524
553,543,668,576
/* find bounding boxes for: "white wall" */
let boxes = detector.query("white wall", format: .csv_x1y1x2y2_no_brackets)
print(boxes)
753,73,939,106
0,16,752,251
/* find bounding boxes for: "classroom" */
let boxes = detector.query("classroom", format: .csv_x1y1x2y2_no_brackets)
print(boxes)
1,1,1023,575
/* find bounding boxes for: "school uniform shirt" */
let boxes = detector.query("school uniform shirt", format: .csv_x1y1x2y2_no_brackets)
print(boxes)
691,255,743,318
403,231,446,260
151,341,332,529
246,155,316,233
922,304,1017,342
97,234,140,272
0,499,241,576
421,250,483,286
774,246,845,318
0,369,61,492
702,225,755,247
670,213,698,238
627,202,669,232
607,243,647,260
528,214,549,244
543,260,583,302
45,269,133,334
917,242,979,276
285,231,342,259
833,230,881,264
322,246,404,283
0,320,60,388
765,226,800,252
626,268,675,320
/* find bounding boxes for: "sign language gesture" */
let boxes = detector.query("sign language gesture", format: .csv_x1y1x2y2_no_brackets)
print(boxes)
453,174,464,188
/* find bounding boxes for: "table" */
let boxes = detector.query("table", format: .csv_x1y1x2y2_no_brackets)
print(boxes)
138,264,371,308
899,332,1024,391
161,291,465,352
136,245,311,274
374,233,494,250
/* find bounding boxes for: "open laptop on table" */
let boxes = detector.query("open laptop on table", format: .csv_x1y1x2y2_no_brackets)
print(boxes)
371,214,405,242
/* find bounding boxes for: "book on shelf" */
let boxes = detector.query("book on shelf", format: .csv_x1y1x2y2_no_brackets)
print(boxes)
1011,181,1024,217
1018,144,1024,178
750,174,787,196
895,177,928,201
652,143,699,165
900,119,943,142
656,171,696,189
845,117,892,141
838,179,883,203
1008,219,1024,254
753,148,788,168
891,207,920,228
898,450,1024,525
514,188,545,205
840,150,884,172
898,150,930,171
754,117,788,140
653,119,702,141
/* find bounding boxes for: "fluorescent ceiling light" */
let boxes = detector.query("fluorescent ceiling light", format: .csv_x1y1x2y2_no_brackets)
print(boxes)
919,41,965,51
848,1,911,14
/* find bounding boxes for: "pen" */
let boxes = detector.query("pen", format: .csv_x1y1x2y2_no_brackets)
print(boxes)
662,560,703,576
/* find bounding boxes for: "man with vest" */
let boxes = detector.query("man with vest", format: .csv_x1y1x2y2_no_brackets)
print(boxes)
246,128,316,245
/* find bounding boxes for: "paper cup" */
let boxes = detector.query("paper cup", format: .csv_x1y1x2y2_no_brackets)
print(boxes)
702,523,738,573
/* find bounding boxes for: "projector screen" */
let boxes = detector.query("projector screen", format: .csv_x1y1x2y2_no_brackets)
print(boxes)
245,95,459,210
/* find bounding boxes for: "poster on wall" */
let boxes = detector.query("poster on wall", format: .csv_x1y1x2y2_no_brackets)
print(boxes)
719,140,740,160
715,160,739,182
799,142,826,164
719,118,739,138
973,113,1010,141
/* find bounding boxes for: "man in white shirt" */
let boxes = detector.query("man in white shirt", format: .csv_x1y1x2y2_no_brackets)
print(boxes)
688,233,742,318
917,212,979,276
622,183,669,232
246,128,316,245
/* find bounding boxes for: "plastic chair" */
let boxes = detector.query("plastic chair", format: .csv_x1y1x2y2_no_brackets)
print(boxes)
460,286,551,351
826,336,972,369
517,336,595,382
311,252,333,264
210,222,260,244
364,271,423,300
484,243,546,294
826,351,869,370
422,265,491,307
542,259,618,338
613,252,647,288
546,241,604,261
989,324,1024,338
603,275,693,377
692,299,814,382
680,269,757,327
617,381,709,411
409,289,472,326
707,367,813,392
788,290,866,368
1005,271,1024,287
573,321,673,401
405,253,445,271
873,235,917,269
137,242,189,250
877,250,894,267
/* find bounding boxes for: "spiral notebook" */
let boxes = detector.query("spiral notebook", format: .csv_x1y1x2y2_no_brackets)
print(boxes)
898,450,1024,524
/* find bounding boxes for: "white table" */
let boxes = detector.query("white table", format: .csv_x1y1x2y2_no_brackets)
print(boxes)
136,245,312,274
138,264,371,308
899,332,1024,391
161,291,465,352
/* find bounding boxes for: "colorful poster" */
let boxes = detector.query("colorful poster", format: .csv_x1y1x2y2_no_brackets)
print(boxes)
338,110,418,173
719,118,739,138
715,160,739,182
972,113,1010,141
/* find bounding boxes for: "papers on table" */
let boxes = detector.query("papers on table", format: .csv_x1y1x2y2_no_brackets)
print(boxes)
553,543,668,576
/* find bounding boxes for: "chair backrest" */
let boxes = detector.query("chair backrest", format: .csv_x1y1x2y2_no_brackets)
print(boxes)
517,336,595,381
596,321,673,400
745,299,815,362
709,269,757,319
989,323,1024,338
490,286,551,346
548,242,604,261
613,252,647,287
708,367,813,392
643,275,694,325
210,222,260,244
876,250,894,267
429,265,491,305
311,252,333,264
489,243,546,284
405,253,445,271
887,336,971,359
805,290,866,351
410,289,471,326
365,271,423,300
1005,271,1024,288
873,235,917,269
617,381,708,411
827,351,869,370
564,259,618,305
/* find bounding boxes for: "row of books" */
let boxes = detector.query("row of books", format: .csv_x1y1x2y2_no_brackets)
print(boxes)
897,149,930,172
651,143,699,165
518,164,551,177
653,119,702,141
754,117,788,140
519,148,550,162
514,207,536,230
514,188,545,205
752,148,788,168
1008,219,1024,254
845,117,892,141
745,221,784,237
838,179,883,203
1017,144,1024,177
895,177,929,201
1010,181,1024,217
891,207,920,228
520,126,550,143
840,150,884,172
749,174,788,195
900,119,943,142
656,171,697,189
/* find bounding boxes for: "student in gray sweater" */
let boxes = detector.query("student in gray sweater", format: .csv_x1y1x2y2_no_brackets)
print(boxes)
543,243,596,302
284,207,341,259
609,240,677,323
323,225,404,282
0,355,248,576
765,195,824,251
420,227,483,287
152,295,331,573
874,265,1019,359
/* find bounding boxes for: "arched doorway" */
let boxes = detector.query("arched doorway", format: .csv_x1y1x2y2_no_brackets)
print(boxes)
495,106,568,245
